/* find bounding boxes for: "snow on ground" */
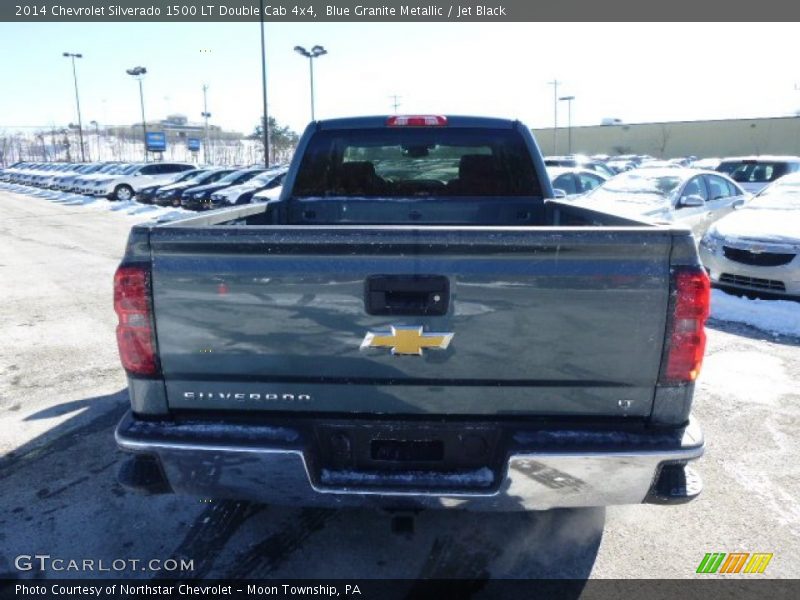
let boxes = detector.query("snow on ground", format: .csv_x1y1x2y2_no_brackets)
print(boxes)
710,288,800,338
0,182,193,221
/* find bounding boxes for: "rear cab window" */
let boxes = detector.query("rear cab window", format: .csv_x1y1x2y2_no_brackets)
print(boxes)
292,127,542,198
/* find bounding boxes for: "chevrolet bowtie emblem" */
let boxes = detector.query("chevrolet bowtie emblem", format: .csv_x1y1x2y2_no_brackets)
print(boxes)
360,326,454,356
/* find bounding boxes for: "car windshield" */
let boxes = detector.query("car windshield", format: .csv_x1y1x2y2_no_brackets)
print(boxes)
177,170,211,184
252,171,282,185
180,169,205,181
218,170,257,184
597,172,683,196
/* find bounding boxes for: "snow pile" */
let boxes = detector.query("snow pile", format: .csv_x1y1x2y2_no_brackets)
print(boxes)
0,183,194,221
710,289,800,337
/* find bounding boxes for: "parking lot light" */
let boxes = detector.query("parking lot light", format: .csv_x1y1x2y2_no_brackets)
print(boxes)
126,66,148,162
63,52,86,162
294,45,327,121
559,95,576,155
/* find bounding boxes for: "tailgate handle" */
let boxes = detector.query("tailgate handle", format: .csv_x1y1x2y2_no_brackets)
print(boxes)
365,275,449,316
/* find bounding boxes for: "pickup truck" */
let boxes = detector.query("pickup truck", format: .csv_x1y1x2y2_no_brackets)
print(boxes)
114,115,709,511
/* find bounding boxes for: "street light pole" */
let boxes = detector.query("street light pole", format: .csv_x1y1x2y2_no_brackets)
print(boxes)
201,84,211,164
63,52,85,162
559,95,575,155
259,0,270,167
126,66,148,162
294,45,327,122
547,79,560,155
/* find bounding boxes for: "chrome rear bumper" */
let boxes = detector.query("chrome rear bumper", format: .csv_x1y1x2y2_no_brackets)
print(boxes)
116,412,704,511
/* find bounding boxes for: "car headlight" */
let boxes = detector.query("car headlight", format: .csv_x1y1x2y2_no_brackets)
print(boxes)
700,229,722,253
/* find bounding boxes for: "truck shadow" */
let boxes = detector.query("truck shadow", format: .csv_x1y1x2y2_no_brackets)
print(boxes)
1,390,601,588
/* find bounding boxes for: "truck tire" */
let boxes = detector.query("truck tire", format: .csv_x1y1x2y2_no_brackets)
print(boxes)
114,184,134,202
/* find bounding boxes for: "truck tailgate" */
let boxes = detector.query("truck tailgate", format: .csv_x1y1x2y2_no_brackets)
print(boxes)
149,226,672,417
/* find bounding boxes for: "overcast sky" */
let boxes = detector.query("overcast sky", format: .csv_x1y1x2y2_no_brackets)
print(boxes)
1,22,799,136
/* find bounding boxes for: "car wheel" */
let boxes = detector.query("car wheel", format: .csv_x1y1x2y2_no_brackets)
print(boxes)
114,184,134,202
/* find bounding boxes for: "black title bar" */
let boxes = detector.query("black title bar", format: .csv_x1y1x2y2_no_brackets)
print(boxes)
3,0,800,21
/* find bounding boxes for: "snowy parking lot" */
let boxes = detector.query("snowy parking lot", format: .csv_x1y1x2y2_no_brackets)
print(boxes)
1,184,799,580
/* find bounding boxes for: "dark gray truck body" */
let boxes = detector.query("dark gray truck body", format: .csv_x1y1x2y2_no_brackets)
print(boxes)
115,117,706,510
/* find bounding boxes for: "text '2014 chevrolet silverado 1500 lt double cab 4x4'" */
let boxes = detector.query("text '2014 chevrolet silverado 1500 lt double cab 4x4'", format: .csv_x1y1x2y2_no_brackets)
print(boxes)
114,115,709,511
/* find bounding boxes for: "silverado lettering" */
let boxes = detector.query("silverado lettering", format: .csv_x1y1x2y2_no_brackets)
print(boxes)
183,392,312,402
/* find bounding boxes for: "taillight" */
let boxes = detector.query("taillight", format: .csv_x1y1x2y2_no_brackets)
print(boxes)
386,115,447,127
660,268,711,384
114,265,159,377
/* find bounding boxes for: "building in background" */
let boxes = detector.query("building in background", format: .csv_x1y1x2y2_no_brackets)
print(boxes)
533,116,800,158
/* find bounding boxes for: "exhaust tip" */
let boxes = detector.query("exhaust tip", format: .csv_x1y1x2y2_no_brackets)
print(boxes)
644,463,702,505
118,455,172,495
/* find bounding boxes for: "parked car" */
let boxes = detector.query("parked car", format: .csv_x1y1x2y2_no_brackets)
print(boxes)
209,168,288,207
700,172,800,297
153,169,237,207
691,157,721,171
716,156,800,194
73,163,133,194
114,115,709,511
574,168,748,237
12,162,47,185
87,162,195,201
547,166,607,198
32,163,76,188
544,155,615,178
137,169,212,205
0,161,27,181
180,168,266,210
638,159,681,169
53,163,108,191
250,179,288,203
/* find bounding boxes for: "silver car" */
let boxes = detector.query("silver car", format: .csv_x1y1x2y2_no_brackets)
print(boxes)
699,172,800,296
573,168,748,238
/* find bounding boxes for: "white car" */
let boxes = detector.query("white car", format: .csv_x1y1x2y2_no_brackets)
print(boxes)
73,163,135,194
700,172,800,297
87,162,195,201
250,185,283,203
573,168,749,238
210,168,288,207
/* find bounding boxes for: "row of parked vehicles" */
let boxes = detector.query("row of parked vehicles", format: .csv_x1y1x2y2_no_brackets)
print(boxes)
1,153,797,298
0,160,289,210
544,154,800,298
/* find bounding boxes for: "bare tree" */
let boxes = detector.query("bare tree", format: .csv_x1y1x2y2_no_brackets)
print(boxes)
657,124,672,158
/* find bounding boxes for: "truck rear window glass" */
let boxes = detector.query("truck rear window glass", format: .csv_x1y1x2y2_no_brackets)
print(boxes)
292,128,541,197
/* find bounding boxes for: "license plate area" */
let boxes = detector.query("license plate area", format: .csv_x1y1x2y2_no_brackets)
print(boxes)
309,421,504,491
371,439,444,462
